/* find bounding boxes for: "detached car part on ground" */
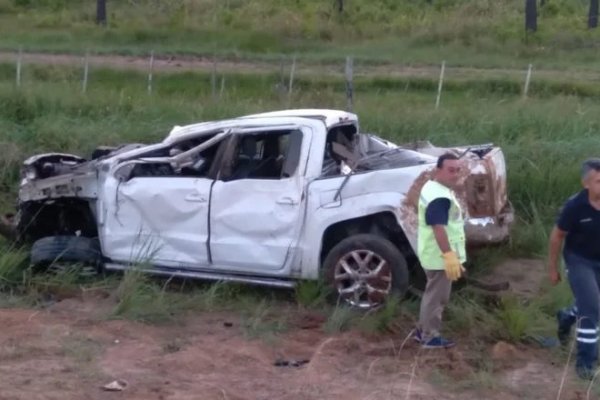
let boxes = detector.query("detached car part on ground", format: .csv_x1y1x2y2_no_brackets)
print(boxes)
3,109,514,309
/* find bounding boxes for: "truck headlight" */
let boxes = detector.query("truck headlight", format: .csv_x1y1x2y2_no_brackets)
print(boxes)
20,167,37,181
26,170,37,180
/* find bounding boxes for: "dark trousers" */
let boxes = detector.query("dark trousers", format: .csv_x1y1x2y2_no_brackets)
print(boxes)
560,251,600,371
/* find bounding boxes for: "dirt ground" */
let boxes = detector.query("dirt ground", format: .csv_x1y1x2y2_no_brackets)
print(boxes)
0,51,598,84
0,273,595,400
474,258,549,300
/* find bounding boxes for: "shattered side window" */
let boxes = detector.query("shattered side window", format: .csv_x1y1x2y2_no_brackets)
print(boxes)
129,162,176,178
127,135,224,179
224,129,302,180
322,124,359,176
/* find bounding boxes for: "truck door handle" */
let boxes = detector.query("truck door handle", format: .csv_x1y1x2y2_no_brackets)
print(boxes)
276,196,297,205
184,193,207,203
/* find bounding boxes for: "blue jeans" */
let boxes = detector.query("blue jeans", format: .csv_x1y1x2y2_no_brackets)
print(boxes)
562,251,600,371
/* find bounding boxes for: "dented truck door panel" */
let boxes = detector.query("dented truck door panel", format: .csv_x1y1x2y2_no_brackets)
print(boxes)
98,133,231,267
208,126,311,272
100,173,213,267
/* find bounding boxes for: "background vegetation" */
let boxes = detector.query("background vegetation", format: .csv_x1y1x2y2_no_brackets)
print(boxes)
0,0,599,69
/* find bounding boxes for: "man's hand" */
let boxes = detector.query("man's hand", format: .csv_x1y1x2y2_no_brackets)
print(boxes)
442,251,464,281
548,226,567,287
549,268,561,286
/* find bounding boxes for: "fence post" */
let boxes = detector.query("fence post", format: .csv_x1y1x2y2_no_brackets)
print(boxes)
147,50,155,95
435,60,446,110
16,47,22,88
82,50,89,94
279,55,286,100
211,55,217,101
523,63,533,98
287,55,296,107
220,75,225,99
345,56,354,112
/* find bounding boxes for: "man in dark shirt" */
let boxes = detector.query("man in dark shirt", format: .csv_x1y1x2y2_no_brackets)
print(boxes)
548,158,600,380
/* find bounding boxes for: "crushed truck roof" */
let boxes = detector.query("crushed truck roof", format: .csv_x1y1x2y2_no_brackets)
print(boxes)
165,109,358,143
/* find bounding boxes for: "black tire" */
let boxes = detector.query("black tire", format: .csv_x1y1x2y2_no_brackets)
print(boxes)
30,236,102,269
322,233,409,309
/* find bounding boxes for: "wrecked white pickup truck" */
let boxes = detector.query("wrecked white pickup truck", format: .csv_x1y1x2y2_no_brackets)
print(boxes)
6,109,513,309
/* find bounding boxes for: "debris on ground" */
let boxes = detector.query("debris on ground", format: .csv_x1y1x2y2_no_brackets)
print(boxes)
101,379,128,391
274,358,310,367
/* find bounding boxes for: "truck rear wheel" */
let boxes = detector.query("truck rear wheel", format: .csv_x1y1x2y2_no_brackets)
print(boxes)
322,234,409,309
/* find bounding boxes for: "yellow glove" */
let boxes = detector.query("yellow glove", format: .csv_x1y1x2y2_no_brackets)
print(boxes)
442,251,465,281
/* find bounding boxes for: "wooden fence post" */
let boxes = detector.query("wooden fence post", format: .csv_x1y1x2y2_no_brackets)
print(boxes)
345,56,354,112
287,55,296,107
523,63,533,98
82,50,89,94
435,60,445,110
147,50,155,95
15,47,22,88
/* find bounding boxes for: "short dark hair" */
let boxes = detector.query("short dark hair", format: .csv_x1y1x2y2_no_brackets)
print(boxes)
437,153,459,169
582,158,600,179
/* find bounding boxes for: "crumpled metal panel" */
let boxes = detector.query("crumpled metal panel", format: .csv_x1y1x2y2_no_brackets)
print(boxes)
19,170,98,202
100,177,212,267
300,167,427,278
208,177,305,271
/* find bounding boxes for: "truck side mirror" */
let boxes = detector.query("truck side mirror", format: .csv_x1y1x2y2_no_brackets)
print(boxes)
114,163,136,182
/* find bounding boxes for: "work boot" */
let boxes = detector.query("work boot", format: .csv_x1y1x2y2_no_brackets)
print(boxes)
557,309,576,346
422,336,455,349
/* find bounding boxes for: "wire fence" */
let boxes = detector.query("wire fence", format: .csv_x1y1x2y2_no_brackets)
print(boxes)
2,48,553,111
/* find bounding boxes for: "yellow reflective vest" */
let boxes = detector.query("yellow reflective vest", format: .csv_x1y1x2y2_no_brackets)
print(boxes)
417,180,467,270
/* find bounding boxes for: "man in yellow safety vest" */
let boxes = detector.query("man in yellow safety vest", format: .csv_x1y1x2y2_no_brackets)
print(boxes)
412,153,466,349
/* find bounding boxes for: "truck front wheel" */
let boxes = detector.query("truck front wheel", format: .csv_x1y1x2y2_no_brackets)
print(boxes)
30,235,102,276
322,234,409,309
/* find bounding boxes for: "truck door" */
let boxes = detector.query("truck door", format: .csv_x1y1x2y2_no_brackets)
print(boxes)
208,126,309,272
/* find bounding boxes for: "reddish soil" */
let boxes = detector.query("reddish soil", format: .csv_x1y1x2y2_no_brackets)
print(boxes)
487,258,547,299
0,285,593,400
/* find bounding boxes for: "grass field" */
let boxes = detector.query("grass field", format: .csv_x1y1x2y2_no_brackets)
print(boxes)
1,0,600,70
